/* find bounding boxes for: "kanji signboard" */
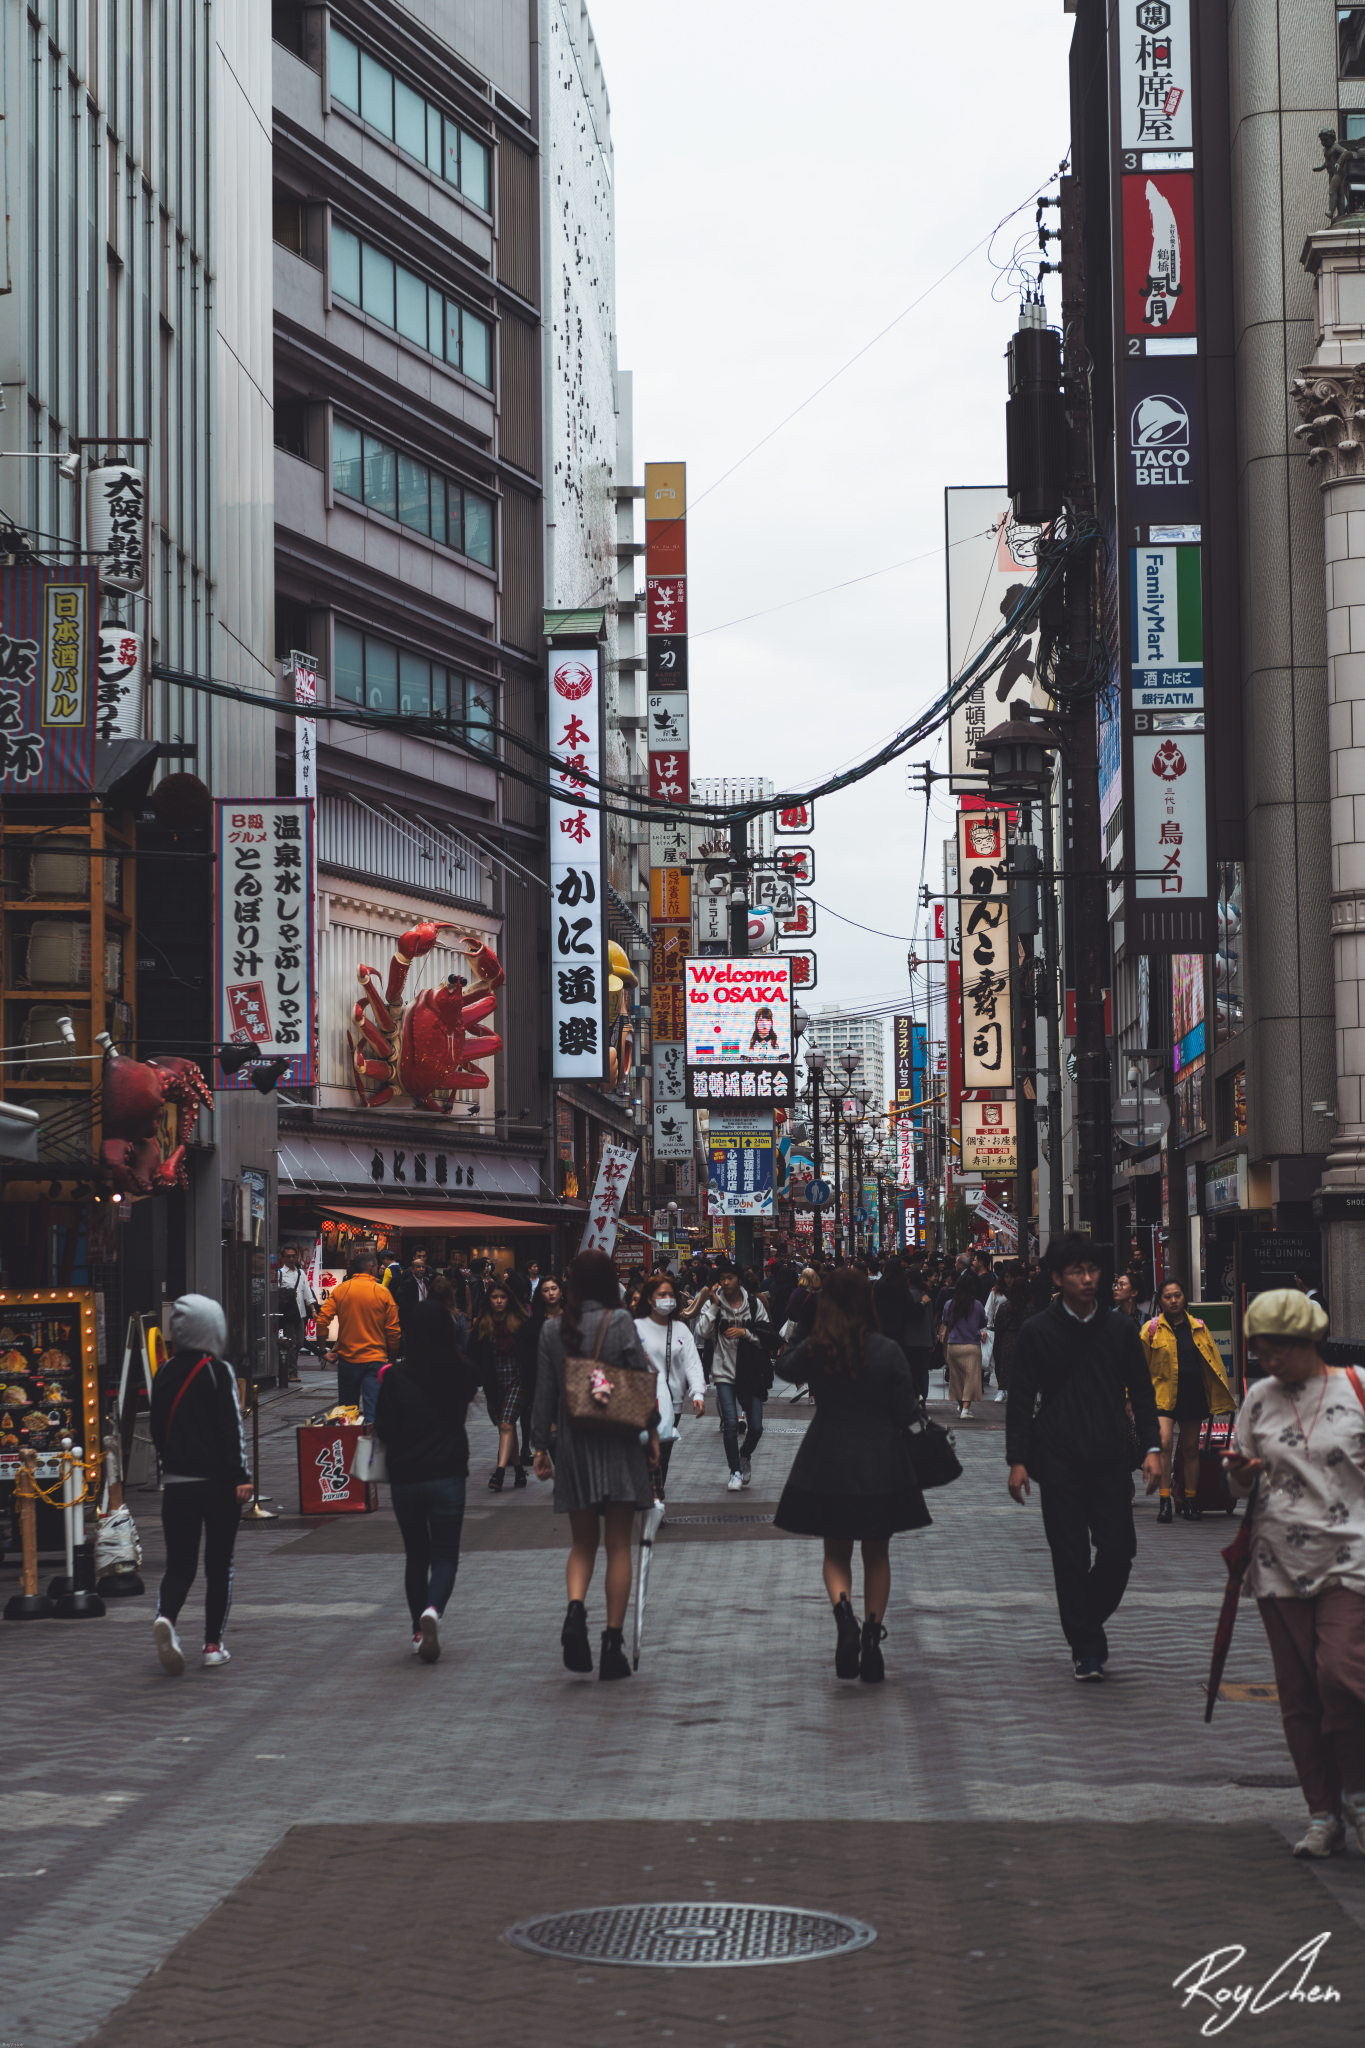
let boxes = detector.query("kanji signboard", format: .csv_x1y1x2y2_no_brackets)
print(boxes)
958,809,1013,1090
579,1143,638,1257
0,568,99,791
961,1099,1017,1175
549,646,607,1079
215,798,316,1087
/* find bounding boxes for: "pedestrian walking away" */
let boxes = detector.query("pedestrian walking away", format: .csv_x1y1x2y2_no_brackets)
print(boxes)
1223,1288,1365,1860
693,1265,770,1489
991,1272,1030,1404
374,1300,483,1664
471,1279,528,1490
1142,1279,1235,1524
148,1295,254,1676
634,1272,705,1511
1005,1234,1162,1680
317,1250,401,1423
531,1251,660,1679
774,1268,930,1683
515,1274,562,1475
872,1259,936,1406
942,1271,987,1418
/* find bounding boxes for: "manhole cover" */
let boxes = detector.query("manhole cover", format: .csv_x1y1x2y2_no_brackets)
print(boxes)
506,1902,876,1968
665,1513,775,1526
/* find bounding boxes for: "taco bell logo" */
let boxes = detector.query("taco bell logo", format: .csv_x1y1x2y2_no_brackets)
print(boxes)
1131,391,1190,486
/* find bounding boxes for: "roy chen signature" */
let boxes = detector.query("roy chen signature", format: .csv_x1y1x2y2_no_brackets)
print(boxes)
1173,1934,1341,2036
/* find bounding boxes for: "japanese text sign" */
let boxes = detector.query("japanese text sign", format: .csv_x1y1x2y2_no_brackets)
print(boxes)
958,809,1014,1090
0,568,98,792
1133,731,1208,900
707,1112,774,1218
215,798,316,1086
549,647,607,1079
1119,0,1192,152
961,1099,1018,1175
579,1142,638,1257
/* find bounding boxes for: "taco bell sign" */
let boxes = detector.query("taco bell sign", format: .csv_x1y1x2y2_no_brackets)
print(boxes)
1124,358,1199,524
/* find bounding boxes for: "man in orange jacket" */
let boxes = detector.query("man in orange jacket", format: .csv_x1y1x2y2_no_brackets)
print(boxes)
317,1248,401,1422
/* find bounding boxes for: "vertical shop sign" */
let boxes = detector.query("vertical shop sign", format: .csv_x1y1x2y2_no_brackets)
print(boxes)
580,1142,639,1257
96,624,143,739
215,798,316,1087
1118,0,1193,152
894,1015,915,1103
289,651,318,801
85,464,149,592
946,493,1043,791
0,569,99,790
957,809,1014,1090
645,463,692,1177
549,646,607,1080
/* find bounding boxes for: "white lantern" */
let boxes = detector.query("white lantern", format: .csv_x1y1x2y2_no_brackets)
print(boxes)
86,465,148,592
96,625,143,739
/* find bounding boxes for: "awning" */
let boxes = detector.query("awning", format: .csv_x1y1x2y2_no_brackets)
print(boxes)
313,1202,545,1235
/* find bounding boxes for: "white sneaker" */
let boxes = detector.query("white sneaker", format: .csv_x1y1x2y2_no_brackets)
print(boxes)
727,1471,744,1491
995,1390,1007,1403
417,1607,441,1664
202,1643,231,1668
1293,1814,1345,1858
153,1616,185,1677
740,1457,752,1488
1343,1798,1365,1854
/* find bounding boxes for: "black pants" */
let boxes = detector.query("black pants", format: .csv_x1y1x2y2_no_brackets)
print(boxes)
1037,1456,1137,1663
158,1483,243,1645
656,1438,676,1493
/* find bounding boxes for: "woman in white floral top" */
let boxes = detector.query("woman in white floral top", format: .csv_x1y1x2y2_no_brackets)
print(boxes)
1226,1287,1365,1860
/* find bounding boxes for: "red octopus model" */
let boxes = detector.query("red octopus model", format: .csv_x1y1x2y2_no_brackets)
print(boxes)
348,920,504,1113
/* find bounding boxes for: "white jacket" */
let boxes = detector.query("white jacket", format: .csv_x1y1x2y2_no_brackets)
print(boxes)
634,1315,705,1438
692,1288,768,1386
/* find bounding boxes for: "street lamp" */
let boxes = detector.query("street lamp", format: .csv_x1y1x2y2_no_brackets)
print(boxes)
666,1198,678,1268
804,1047,827,1256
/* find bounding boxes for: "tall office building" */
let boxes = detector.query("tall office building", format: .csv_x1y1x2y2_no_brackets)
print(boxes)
806,1009,886,1112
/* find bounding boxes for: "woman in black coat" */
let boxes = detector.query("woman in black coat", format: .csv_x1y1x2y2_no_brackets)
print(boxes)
991,1275,1031,1400
872,1259,936,1404
775,1267,930,1685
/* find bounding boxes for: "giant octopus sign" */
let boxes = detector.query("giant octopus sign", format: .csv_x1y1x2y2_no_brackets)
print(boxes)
348,919,504,1113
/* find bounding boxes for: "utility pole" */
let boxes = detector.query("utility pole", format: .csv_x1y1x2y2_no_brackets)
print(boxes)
1058,171,1112,1254
728,817,754,1272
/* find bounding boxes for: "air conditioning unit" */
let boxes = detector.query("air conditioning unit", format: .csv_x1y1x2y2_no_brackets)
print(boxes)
25,922,92,987
29,851,89,898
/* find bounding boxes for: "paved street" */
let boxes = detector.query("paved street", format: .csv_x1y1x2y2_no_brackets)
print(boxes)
4,1376,1365,2046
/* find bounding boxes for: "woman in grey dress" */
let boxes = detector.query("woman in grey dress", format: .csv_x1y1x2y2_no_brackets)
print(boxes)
532,1250,660,1680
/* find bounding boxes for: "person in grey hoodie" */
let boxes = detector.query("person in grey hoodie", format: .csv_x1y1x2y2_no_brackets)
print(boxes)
148,1295,252,1675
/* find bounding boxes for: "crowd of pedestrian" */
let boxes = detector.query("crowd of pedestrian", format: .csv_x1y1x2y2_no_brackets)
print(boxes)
148,1228,1365,1864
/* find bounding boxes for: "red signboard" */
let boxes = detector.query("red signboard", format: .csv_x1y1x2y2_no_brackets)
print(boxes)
775,800,814,834
297,1423,376,1515
646,577,687,636
1121,172,1196,337
225,979,273,1043
648,749,689,803
645,519,685,576
783,949,817,988
1064,986,1114,1037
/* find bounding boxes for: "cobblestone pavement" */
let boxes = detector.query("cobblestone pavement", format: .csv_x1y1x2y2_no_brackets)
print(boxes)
3,1370,1364,2045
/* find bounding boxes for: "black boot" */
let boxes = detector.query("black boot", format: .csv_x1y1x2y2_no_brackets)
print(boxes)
513,1463,528,1489
561,1599,592,1673
599,1625,632,1680
487,1466,505,1492
860,1614,887,1684
1157,1495,1173,1524
1184,1495,1203,1522
834,1593,861,1680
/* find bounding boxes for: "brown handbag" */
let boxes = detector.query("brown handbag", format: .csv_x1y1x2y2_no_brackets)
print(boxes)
562,1308,657,1438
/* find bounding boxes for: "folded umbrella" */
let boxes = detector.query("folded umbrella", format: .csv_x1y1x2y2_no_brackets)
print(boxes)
1204,1482,1259,1723
632,1501,665,1672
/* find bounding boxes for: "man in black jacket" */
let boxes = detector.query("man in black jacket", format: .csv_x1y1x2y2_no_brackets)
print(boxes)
390,1247,430,1337
1006,1234,1162,1681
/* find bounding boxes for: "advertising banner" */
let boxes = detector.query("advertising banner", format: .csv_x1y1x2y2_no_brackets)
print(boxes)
579,1142,638,1257
962,1100,1018,1175
289,651,318,801
644,461,686,576
215,798,316,1087
946,492,1045,791
1129,545,1203,710
686,955,791,1058
958,809,1014,1090
1122,173,1196,336
549,646,607,1079
707,1111,774,1218
0,567,100,792
647,691,688,750
896,1113,915,1187
1132,729,1208,901
1118,0,1192,151
894,1014,915,1103
1124,358,1200,526
648,750,689,804
652,1100,694,1161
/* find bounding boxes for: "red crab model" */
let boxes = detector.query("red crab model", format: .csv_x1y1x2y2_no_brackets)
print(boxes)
100,1049,213,1195
348,921,504,1112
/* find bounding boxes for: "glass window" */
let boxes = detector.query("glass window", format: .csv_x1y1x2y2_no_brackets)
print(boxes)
461,309,491,388
444,298,461,368
362,435,396,519
444,122,460,188
330,222,361,307
463,489,494,565
364,635,398,714
397,454,429,534
399,650,430,716
429,473,447,546
332,418,363,501
360,49,392,136
1215,862,1244,1045
329,27,359,112
427,103,443,175
272,190,303,254
430,670,448,720
428,284,444,358
395,264,426,346
467,681,496,752
461,133,490,211
361,242,394,326
394,76,425,160
334,624,364,705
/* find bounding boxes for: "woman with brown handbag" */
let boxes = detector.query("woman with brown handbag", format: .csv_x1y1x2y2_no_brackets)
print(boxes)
531,1250,660,1679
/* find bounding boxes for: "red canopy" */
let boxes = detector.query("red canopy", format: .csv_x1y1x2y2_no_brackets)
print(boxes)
315,1203,544,1235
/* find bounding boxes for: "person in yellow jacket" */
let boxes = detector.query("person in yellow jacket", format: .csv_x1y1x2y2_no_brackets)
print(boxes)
1141,1279,1235,1523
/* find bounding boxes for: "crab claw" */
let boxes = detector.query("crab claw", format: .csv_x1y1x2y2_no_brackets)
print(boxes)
399,920,462,964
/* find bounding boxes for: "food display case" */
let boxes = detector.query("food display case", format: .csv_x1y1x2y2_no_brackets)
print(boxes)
0,1291,100,1506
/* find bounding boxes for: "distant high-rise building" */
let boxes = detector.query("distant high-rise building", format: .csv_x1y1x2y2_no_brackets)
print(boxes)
806,1010,885,1111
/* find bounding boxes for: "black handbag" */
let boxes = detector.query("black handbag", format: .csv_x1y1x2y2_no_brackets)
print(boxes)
905,1400,963,1490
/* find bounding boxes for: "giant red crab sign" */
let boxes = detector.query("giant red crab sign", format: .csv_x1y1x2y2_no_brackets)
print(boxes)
348,921,505,1113
100,1049,213,1195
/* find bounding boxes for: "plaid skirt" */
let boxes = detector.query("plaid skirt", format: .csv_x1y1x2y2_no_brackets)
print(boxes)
496,1356,521,1427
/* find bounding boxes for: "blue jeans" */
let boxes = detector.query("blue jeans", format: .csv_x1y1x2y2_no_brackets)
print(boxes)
389,1475,467,1628
337,1358,381,1424
716,1382,764,1477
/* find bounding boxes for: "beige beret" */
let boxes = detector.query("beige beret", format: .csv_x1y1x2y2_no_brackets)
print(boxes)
1244,1288,1328,1341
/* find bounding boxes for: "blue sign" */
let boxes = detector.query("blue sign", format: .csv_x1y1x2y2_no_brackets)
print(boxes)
806,1178,832,1208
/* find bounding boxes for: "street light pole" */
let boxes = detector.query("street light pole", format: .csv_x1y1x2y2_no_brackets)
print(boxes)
805,1046,827,1259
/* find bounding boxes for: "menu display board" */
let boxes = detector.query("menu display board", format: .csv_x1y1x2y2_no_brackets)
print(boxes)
0,1290,99,1483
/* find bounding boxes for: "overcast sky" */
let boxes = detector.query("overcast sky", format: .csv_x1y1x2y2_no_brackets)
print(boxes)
588,0,1074,1088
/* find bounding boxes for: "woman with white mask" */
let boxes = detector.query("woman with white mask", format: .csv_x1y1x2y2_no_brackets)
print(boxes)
634,1271,705,1513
